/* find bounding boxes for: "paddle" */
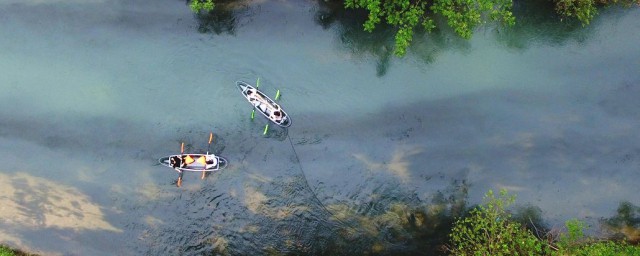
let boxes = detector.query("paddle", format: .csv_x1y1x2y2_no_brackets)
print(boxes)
202,132,213,180
251,78,260,120
251,78,270,135
177,142,185,187
263,88,282,135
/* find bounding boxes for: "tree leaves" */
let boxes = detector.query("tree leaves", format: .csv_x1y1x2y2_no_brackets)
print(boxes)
447,189,547,256
555,0,597,25
190,0,215,13
344,0,515,56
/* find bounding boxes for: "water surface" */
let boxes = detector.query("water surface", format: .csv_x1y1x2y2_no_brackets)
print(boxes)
0,0,639,255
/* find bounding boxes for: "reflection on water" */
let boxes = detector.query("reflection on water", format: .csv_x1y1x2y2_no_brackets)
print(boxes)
314,1,398,76
314,0,634,74
496,0,593,49
192,0,242,35
603,202,640,243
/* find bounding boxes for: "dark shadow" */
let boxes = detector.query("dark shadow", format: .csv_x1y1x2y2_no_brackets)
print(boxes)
185,0,248,35
405,180,470,255
315,1,397,77
495,0,593,50
298,179,471,255
408,18,472,65
315,0,469,74
602,201,640,244
313,0,623,71
512,204,550,239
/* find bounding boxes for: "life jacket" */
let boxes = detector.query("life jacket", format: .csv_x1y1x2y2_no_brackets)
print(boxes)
184,155,195,164
197,156,207,165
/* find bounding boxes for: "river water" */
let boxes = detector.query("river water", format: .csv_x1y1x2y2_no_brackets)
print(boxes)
0,0,638,255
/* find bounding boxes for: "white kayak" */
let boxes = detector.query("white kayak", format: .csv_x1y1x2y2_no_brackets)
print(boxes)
158,154,228,172
237,80,291,128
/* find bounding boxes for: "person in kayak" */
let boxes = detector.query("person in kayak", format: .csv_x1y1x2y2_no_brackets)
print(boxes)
170,156,182,169
271,109,283,122
247,88,270,112
206,155,218,167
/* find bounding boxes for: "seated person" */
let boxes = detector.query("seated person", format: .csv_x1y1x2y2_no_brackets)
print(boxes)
248,90,264,107
181,155,195,168
205,156,218,167
271,110,283,122
170,156,182,169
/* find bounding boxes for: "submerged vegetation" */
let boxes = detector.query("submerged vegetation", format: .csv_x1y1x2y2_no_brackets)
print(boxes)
189,0,638,55
3,187,638,255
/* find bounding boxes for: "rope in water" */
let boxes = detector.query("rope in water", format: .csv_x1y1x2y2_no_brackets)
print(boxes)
287,134,351,227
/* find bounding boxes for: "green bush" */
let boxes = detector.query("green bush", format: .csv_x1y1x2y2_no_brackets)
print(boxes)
554,219,640,256
0,246,16,256
560,240,640,256
447,189,547,255
554,0,597,25
0,245,40,256
189,0,215,13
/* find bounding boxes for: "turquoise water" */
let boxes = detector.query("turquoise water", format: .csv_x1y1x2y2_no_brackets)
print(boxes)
0,0,638,255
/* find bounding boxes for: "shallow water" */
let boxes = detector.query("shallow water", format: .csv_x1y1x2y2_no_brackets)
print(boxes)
0,0,639,255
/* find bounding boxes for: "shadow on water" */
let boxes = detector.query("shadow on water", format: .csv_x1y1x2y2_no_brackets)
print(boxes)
186,0,250,35
311,0,605,75
313,0,471,75
495,0,594,49
314,1,397,77
183,0,615,76
321,180,471,255
602,201,640,243
120,177,472,255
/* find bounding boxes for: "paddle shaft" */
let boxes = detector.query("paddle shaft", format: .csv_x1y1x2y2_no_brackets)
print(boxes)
202,133,213,179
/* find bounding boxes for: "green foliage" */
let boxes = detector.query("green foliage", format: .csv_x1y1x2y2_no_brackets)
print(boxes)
447,189,546,255
446,190,640,256
341,0,638,56
344,0,437,55
0,246,15,256
0,245,39,256
554,218,640,256
555,0,639,26
344,0,514,56
431,0,515,38
557,218,587,252
557,240,640,256
190,0,215,13
554,0,597,25
597,0,640,7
